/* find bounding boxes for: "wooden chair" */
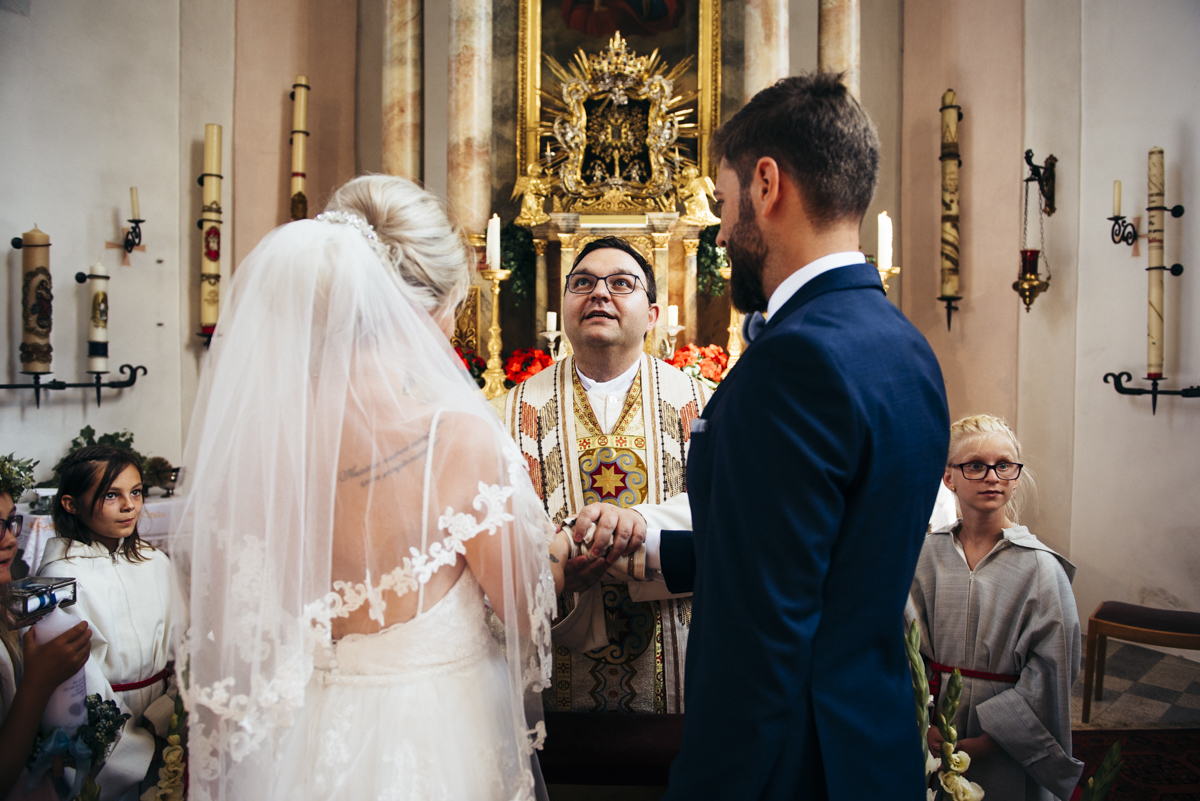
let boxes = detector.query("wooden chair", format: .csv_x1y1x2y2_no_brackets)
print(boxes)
1082,601,1200,723
536,711,684,786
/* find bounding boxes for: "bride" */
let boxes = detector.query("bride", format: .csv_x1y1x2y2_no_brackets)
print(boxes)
172,176,569,800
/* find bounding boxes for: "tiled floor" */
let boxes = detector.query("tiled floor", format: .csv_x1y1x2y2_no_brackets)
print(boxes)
1072,641,1200,729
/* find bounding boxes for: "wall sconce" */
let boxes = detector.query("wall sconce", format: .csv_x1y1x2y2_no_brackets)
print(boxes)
1014,150,1053,312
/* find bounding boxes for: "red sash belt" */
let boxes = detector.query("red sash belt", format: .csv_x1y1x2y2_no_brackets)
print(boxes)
927,660,1019,699
111,664,172,693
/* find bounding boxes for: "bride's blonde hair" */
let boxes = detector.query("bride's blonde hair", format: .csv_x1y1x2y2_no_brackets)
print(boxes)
325,176,472,320
947,414,1037,525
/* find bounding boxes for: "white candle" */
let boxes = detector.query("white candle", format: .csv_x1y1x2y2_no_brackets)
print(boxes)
546,311,557,331
130,187,140,220
1113,180,1122,217
877,211,892,272
486,213,501,269
1147,148,1165,377
667,305,679,327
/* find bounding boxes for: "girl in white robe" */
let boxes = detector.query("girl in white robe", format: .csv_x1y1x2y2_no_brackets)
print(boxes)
909,414,1083,801
38,446,182,801
0,456,91,801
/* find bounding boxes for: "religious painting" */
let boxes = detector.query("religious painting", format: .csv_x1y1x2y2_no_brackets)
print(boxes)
517,0,720,180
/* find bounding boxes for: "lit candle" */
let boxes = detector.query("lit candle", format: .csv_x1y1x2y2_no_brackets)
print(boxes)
19,226,53,374
83,261,109,374
667,305,679,327
544,141,553,161
290,75,310,220
486,213,501,270
130,187,141,220
877,211,892,273
546,311,557,331
1146,148,1165,378
199,123,223,335
1113,180,1122,217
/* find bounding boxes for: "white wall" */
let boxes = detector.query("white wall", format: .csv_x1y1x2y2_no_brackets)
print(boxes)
1069,0,1200,622
1,1,188,477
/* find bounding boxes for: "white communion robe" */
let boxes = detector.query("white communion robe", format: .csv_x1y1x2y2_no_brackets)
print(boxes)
38,539,183,801
0,643,56,801
908,524,1084,801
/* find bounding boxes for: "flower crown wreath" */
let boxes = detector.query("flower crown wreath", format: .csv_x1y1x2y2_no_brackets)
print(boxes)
0,453,38,501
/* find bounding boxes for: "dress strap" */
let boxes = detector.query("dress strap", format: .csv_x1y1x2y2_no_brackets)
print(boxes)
417,409,443,614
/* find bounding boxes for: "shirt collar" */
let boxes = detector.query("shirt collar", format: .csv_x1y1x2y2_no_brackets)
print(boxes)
765,251,864,320
576,357,641,395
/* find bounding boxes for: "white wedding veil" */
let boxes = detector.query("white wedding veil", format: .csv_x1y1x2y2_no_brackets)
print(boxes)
172,177,554,800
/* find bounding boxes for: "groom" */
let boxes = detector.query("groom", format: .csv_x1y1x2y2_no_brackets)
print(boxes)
659,74,950,799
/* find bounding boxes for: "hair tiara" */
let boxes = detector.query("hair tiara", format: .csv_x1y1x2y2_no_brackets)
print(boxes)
314,210,392,265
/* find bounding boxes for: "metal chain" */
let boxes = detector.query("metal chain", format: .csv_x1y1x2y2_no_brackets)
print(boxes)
1039,185,1050,278
1022,180,1030,250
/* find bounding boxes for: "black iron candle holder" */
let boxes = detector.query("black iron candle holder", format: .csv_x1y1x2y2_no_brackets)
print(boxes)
937,295,961,331
123,219,144,254
1104,371,1200,415
1107,215,1138,246
0,364,147,409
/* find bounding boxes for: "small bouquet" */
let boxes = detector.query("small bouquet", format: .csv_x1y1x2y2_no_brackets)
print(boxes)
668,343,728,389
454,346,487,389
141,694,187,801
28,694,130,801
504,348,554,386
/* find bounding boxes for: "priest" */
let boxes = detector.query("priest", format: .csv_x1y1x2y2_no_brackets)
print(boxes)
494,236,709,714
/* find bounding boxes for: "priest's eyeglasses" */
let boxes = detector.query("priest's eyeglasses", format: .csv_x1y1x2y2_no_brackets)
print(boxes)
1,514,22,538
952,462,1024,481
565,272,644,295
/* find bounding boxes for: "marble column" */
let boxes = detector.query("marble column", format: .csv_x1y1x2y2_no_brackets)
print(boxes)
818,0,861,100
651,233,672,356
447,0,491,234
383,0,423,179
744,0,789,97
683,238,699,346
558,233,576,357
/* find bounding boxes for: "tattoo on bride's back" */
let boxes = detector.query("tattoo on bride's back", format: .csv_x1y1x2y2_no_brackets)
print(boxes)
338,434,430,487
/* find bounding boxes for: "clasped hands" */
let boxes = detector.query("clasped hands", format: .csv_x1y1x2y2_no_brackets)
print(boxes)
557,503,647,593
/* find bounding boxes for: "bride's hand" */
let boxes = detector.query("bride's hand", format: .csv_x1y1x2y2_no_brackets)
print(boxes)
548,527,571,594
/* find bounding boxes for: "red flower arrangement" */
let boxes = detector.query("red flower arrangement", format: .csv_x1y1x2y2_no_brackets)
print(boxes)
454,346,487,388
668,343,729,388
503,348,555,385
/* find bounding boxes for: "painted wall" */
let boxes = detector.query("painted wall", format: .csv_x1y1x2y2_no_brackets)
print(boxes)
1,0,187,474
901,0,1023,424
1069,0,1200,623
231,0,358,268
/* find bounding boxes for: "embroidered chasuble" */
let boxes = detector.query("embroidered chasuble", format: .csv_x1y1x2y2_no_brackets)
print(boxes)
498,354,708,713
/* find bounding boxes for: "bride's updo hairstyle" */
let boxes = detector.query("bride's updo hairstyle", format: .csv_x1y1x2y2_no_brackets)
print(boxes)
324,175,472,320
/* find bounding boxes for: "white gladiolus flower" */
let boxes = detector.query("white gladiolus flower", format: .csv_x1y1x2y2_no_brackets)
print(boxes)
947,750,971,773
925,751,942,776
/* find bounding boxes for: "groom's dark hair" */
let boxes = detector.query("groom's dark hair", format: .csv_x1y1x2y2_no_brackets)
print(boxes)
710,72,880,230
568,236,657,303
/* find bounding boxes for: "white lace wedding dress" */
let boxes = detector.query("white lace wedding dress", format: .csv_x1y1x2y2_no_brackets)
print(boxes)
275,571,531,800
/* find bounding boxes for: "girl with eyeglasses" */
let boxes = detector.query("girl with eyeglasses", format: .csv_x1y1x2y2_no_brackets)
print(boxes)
0,454,91,799
907,415,1083,800
39,446,183,801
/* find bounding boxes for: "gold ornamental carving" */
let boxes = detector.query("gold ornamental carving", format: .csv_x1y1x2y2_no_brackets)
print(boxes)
452,285,481,355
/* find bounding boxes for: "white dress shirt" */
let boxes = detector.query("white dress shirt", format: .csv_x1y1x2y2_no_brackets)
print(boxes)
765,251,866,320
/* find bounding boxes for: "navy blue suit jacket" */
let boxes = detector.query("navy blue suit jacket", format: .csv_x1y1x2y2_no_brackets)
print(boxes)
662,263,949,800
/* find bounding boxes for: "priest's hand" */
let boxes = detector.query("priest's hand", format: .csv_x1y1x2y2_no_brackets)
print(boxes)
573,503,646,563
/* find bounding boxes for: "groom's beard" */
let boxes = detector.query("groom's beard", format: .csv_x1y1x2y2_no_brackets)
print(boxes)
727,192,770,314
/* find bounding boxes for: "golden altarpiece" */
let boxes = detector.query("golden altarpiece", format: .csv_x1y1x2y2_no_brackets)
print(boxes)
497,1,730,363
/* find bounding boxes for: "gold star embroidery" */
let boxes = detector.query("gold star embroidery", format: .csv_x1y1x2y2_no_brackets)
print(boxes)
593,465,627,497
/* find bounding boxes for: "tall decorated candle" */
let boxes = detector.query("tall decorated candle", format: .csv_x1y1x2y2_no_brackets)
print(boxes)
878,211,892,273
77,261,110,374
199,123,223,336
290,75,310,220
1146,147,1165,378
939,89,961,299
19,226,53,373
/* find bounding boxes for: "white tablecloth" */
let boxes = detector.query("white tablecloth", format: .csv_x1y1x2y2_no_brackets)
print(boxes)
16,495,182,573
